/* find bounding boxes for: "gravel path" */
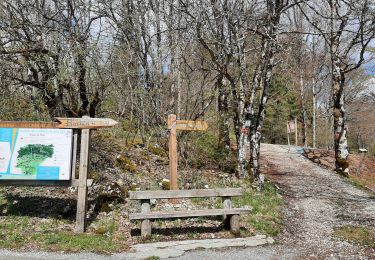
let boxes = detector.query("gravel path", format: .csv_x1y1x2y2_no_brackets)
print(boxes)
175,144,375,259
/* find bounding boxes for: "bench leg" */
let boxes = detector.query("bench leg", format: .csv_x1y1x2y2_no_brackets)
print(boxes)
229,215,240,236
141,219,151,239
141,199,151,239
222,196,232,229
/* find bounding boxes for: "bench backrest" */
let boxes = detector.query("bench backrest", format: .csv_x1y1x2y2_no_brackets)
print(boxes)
129,188,244,200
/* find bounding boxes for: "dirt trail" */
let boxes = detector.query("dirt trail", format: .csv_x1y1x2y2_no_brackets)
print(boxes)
261,144,375,259
177,144,375,259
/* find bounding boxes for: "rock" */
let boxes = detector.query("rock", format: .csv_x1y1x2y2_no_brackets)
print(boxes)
320,160,332,168
160,179,170,190
314,152,321,157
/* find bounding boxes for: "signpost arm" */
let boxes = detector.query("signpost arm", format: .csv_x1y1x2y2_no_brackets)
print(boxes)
75,128,90,233
168,114,178,192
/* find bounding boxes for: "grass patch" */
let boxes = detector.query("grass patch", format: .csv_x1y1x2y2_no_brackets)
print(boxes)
0,215,123,252
190,197,222,209
33,232,122,252
145,256,160,260
0,196,124,253
333,225,375,247
233,181,283,236
348,175,375,193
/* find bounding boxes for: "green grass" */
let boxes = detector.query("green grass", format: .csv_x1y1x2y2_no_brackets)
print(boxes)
0,215,123,252
145,256,160,260
0,206,124,253
333,225,375,247
33,232,122,252
190,197,222,209
233,181,283,236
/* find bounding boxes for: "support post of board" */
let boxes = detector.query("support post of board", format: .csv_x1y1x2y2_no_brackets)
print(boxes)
75,128,90,233
168,114,178,192
295,118,298,146
286,122,290,146
71,130,78,180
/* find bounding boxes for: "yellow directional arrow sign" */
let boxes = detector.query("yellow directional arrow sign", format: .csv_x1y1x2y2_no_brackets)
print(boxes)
55,117,118,129
175,120,208,131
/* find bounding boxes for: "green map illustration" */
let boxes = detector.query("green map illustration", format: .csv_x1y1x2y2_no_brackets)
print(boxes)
16,144,54,175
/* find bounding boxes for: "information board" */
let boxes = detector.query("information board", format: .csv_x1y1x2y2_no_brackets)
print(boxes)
0,128,73,180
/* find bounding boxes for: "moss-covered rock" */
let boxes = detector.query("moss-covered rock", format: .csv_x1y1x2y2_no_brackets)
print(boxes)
115,155,137,173
148,145,167,157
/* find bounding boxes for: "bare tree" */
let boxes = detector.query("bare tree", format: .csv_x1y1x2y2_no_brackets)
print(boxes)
298,0,375,175
0,0,106,118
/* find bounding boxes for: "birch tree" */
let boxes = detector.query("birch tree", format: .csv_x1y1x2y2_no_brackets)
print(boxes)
248,0,292,183
298,0,375,175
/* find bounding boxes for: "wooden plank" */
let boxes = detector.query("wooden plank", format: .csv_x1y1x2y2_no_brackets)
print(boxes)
0,117,118,129
295,118,298,146
0,180,72,186
75,128,90,233
71,130,78,180
0,121,58,129
168,114,178,195
55,117,118,129
129,188,244,200
175,120,208,131
0,179,92,187
129,208,251,220
141,199,151,239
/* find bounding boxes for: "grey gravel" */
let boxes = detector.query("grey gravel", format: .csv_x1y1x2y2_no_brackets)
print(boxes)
174,144,375,259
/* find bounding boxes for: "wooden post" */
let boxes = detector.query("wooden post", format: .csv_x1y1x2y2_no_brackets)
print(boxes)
75,128,90,233
295,118,298,146
287,122,290,146
71,130,78,180
230,215,240,236
168,114,178,191
141,199,152,239
222,196,232,229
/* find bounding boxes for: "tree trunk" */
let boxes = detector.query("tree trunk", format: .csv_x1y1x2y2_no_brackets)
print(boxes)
332,62,349,176
217,75,230,149
299,70,308,147
312,79,317,148
237,66,256,179
250,35,276,184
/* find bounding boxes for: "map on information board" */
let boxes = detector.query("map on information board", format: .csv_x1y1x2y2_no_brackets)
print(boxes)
0,128,73,180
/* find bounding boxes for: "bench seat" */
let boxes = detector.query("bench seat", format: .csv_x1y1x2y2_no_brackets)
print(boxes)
129,208,251,220
129,188,244,199
129,188,250,238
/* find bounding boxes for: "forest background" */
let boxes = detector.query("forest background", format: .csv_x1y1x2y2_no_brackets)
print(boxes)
0,0,374,182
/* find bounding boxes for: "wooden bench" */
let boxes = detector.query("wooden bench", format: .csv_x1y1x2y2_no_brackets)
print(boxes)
129,188,251,238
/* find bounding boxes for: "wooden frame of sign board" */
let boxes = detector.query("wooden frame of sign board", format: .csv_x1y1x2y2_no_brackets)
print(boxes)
0,117,118,233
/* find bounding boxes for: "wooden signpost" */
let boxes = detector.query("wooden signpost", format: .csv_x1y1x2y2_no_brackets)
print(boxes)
0,117,117,129
0,116,118,233
167,114,208,194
